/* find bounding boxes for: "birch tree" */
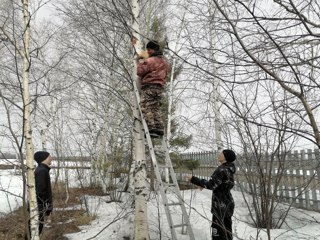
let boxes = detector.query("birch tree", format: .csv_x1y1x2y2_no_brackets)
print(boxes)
1,1,69,238
130,0,149,238
20,1,39,238
0,0,39,238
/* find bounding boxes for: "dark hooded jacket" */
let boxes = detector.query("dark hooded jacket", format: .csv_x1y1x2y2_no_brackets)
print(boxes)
190,162,236,217
35,163,53,216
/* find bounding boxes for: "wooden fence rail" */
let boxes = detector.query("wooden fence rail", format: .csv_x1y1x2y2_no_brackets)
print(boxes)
178,149,320,211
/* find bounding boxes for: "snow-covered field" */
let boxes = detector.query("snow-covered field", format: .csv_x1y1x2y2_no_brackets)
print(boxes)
0,170,24,217
1,169,320,240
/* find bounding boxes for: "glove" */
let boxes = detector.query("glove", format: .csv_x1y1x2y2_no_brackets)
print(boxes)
137,51,149,60
45,203,53,216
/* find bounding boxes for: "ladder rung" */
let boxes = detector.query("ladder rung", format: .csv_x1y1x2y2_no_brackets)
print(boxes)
158,165,170,168
162,184,177,193
163,183,176,188
167,183,176,187
167,202,182,207
134,68,194,240
172,223,189,229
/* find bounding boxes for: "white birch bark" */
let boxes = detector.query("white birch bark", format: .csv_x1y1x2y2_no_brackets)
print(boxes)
40,129,47,150
90,102,99,186
209,3,223,152
165,59,176,183
99,123,110,193
166,12,187,182
131,0,149,239
22,0,39,239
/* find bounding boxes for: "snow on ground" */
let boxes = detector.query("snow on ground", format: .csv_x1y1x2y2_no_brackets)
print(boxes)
0,170,24,217
0,167,90,216
1,168,320,239
65,189,320,240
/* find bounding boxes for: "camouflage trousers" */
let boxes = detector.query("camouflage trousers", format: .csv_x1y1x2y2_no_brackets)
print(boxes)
140,84,164,130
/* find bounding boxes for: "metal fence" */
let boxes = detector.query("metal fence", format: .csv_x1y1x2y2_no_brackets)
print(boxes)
178,149,320,211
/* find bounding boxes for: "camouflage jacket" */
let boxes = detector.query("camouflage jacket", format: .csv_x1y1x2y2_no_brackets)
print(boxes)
191,162,236,217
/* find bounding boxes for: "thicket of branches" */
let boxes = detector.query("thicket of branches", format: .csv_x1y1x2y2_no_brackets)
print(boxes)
1,0,320,239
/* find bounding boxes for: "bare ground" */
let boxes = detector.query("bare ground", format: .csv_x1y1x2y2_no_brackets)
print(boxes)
0,184,105,240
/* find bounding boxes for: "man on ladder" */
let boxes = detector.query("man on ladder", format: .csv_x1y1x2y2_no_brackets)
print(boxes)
137,40,169,138
135,39,195,240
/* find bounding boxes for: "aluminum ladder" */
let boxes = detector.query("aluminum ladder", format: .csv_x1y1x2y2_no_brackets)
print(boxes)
133,81,195,240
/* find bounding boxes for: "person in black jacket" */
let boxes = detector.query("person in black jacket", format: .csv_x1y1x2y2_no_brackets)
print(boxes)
187,149,236,240
34,151,53,234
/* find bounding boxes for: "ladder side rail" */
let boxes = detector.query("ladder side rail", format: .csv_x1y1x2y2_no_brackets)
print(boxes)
133,81,179,240
133,78,194,240
162,139,195,240
142,119,179,240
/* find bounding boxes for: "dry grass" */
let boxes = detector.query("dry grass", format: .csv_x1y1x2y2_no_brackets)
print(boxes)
0,184,104,240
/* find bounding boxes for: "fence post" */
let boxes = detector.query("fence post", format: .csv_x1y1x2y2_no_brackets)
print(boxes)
314,170,319,211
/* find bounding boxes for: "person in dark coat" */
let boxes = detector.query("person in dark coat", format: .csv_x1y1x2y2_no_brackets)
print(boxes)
34,151,53,234
187,149,236,240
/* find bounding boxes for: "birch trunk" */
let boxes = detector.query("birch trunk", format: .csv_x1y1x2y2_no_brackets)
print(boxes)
99,123,110,193
22,0,39,239
165,58,175,183
209,3,222,152
90,103,99,186
166,13,187,182
131,0,149,239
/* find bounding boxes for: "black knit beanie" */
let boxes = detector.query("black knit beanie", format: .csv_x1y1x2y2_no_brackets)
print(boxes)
34,151,50,164
223,149,236,162
146,40,160,51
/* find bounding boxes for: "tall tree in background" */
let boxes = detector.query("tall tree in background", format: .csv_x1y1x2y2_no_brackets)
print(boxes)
211,0,320,236
172,0,320,237
210,0,320,148
53,0,135,191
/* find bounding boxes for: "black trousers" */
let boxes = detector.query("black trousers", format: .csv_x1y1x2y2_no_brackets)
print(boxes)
38,210,46,234
211,213,233,240
27,209,46,238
